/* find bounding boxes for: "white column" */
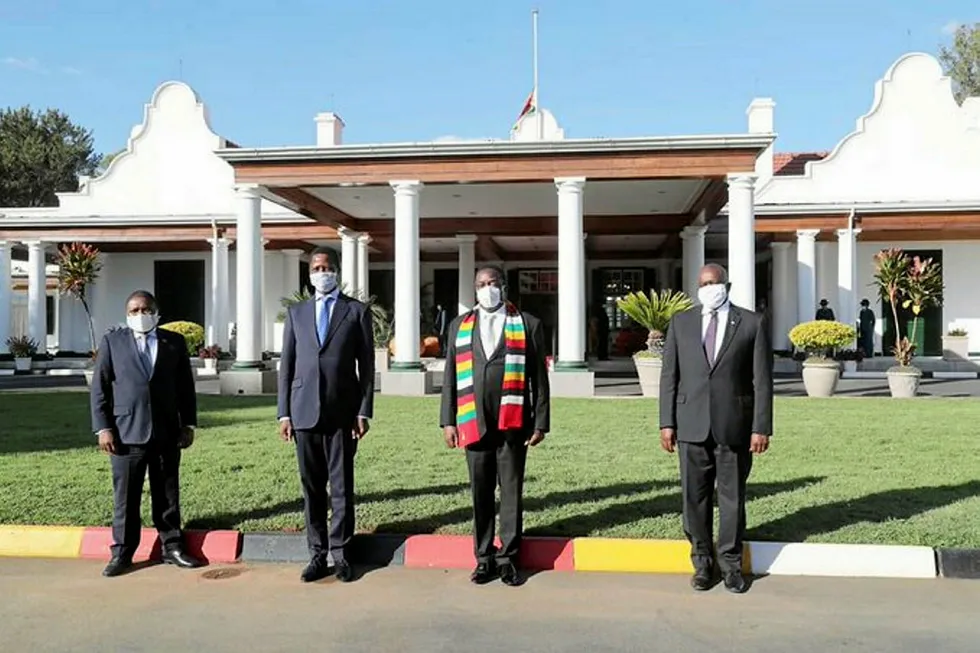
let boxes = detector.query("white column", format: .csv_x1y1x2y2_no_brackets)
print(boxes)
208,237,231,349
796,229,819,325
339,227,360,297
234,186,264,367
0,241,10,353
456,234,477,314
680,225,706,298
25,240,47,349
556,177,587,368
281,248,303,295
726,173,757,310
770,242,796,350
837,227,861,335
658,259,673,291
356,234,371,299
391,180,423,368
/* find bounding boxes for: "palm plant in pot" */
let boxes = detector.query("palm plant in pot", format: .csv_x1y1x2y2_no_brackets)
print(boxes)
56,242,102,384
6,335,39,372
616,289,694,397
788,320,856,397
873,248,944,398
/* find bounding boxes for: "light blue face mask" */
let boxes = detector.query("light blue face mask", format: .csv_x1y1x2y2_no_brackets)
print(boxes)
310,272,338,294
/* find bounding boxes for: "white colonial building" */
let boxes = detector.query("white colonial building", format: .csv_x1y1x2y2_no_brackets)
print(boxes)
1,51,977,392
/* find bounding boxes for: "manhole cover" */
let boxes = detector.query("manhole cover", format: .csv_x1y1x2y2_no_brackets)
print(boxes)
200,567,245,580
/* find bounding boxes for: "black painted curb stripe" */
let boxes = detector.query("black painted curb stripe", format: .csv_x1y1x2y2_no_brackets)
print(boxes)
936,548,980,579
240,533,407,566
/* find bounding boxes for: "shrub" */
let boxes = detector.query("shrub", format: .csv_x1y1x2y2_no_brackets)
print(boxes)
873,248,944,367
6,335,39,358
789,320,856,359
159,321,205,355
56,242,102,355
616,289,694,356
947,327,968,337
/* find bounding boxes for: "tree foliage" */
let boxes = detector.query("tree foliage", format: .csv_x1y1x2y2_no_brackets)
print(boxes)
0,106,102,207
939,23,980,104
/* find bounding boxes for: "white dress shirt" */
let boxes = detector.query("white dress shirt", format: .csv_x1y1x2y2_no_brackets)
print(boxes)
701,300,730,360
478,304,505,356
134,328,158,368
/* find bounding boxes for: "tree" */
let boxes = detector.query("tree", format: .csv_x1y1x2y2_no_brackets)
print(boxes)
95,148,126,175
939,23,980,104
0,106,102,207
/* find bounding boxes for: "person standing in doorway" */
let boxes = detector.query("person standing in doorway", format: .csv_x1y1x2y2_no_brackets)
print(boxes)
815,299,835,321
440,266,551,587
858,298,876,357
658,264,773,594
91,290,202,577
278,246,375,583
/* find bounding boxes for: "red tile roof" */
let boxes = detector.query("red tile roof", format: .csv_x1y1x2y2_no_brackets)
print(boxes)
773,152,828,176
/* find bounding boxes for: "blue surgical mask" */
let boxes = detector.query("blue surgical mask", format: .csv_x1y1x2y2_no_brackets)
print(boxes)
310,272,338,294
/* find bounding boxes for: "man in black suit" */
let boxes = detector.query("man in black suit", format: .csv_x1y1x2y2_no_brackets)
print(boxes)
440,266,550,587
278,246,374,583
91,290,202,577
659,264,773,594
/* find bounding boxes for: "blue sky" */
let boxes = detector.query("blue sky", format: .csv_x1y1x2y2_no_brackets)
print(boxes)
0,0,974,154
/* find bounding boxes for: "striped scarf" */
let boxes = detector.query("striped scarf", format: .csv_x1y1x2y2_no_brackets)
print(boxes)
454,303,527,448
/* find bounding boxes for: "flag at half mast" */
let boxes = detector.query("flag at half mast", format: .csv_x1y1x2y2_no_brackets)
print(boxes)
511,89,537,131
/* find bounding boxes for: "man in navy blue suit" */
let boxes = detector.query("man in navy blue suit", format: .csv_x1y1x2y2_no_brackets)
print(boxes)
91,290,202,577
278,246,374,583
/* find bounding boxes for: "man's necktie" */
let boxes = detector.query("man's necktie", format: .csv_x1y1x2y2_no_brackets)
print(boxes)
704,311,719,366
317,297,333,345
138,337,153,377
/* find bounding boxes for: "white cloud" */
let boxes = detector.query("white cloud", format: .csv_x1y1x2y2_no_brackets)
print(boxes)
3,56,46,73
942,20,961,36
60,66,82,75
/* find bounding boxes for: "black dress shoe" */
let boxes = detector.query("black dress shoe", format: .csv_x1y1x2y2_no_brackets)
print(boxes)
162,547,203,569
690,567,714,591
498,563,524,587
334,560,354,583
102,556,133,578
300,555,331,583
723,570,749,594
470,561,497,585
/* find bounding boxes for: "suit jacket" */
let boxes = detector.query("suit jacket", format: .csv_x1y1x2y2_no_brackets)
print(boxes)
277,294,374,430
440,309,550,437
90,327,197,446
659,304,773,446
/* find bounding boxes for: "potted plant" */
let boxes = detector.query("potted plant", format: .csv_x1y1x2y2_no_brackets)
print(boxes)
616,289,694,398
788,321,856,397
372,305,393,374
942,327,969,361
275,287,313,353
56,242,102,384
199,344,220,372
6,336,39,373
873,248,944,398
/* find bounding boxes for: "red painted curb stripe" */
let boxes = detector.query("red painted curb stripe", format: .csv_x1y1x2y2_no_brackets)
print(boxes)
403,534,574,571
79,528,241,564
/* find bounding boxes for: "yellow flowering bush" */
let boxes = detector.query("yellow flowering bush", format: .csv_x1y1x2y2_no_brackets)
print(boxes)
159,321,205,355
789,320,855,358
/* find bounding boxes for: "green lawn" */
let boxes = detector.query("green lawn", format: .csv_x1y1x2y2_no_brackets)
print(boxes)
1,391,978,547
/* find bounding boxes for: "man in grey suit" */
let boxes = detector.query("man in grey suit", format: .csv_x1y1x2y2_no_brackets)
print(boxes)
278,246,374,584
91,290,202,577
659,264,773,593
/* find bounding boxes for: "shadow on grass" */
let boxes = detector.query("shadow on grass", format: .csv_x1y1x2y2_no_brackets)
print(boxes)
748,480,980,542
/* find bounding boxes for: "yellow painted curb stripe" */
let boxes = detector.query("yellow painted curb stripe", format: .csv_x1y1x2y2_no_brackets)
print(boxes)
0,526,85,558
573,538,752,575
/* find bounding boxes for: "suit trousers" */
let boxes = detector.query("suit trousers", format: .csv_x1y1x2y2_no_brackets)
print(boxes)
295,425,357,561
678,434,753,573
465,429,529,565
110,440,182,558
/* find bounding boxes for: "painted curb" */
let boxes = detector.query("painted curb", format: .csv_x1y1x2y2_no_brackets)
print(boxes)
936,548,980,579
240,533,408,566
748,542,937,578
77,528,241,564
0,525,85,558
401,534,575,571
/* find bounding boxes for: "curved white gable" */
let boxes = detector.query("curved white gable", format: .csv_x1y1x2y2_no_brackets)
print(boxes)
757,53,980,206
56,81,299,219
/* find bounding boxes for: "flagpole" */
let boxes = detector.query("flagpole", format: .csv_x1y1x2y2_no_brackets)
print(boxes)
532,9,542,139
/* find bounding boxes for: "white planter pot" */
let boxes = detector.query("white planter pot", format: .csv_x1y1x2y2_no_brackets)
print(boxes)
203,359,217,371
801,359,840,397
13,357,31,372
887,366,922,398
273,322,285,354
633,356,663,398
374,348,390,373
942,336,970,361
83,369,95,386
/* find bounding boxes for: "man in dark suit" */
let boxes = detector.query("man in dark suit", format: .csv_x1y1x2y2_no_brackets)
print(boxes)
278,246,374,583
440,266,550,587
91,290,202,577
659,263,773,594
815,299,835,321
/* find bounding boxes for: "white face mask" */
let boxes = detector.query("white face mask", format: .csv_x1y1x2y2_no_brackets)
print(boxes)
127,312,159,334
697,283,728,311
476,285,503,310
310,271,338,294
